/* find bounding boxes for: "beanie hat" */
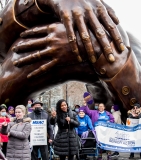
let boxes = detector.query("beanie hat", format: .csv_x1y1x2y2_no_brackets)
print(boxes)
1,104,7,108
79,108,86,113
134,103,140,108
8,106,14,111
113,105,119,111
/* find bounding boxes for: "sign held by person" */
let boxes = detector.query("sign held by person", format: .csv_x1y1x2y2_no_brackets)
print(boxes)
126,118,139,127
30,119,47,146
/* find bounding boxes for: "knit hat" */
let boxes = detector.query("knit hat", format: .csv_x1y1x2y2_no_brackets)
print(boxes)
79,108,86,113
113,105,119,111
134,103,140,108
8,106,14,111
1,104,7,109
83,92,94,105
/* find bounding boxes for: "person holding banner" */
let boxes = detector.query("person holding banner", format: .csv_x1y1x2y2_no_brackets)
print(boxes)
81,102,114,125
50,99,80,160
28,101,53,160
81,102,114,159
111,105,121,125
0,105,31,160
127,103,141,159
109,105,121,158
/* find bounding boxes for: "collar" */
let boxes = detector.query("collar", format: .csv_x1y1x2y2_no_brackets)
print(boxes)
99,111,105,114
15,118,23,123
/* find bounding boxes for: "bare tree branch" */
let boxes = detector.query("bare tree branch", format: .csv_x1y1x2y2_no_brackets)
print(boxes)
0,0,3,9
5,0,9,5
0,0,10,11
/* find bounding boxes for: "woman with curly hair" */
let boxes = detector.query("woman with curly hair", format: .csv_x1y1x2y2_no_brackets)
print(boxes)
50,99,80,160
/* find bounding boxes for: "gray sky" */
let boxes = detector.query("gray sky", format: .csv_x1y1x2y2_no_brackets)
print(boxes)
106,0,141,41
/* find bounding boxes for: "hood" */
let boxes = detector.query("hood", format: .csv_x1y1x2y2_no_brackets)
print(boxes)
23,117,32,123
11,117,32,123
113,110,121,115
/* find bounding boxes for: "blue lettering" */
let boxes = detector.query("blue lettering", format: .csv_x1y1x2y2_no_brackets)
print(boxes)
32,121,44,124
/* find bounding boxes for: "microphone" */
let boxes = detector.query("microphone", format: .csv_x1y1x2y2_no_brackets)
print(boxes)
66,113,69,124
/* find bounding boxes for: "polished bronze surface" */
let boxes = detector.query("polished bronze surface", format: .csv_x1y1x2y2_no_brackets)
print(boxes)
122,86,130,96
130,98,137,106
100,68,106,75
0,0,141,119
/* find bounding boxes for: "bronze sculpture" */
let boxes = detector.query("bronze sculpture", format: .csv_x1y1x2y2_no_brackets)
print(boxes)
0,0,141,120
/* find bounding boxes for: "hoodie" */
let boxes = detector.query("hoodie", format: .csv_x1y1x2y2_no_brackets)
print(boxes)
76,115,94,136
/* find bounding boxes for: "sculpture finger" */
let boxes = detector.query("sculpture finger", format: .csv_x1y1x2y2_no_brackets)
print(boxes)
97,5,125,52
74,10,96,63
12,37,49,53
100,0,119,25
13,48,53,67
87,9,115,63
27,59,58,79
20,26,48,38
61,11,82,62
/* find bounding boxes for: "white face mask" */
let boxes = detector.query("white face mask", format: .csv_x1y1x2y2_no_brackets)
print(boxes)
111,109,115,113
95,106,98,110
28,104,31,108
75,108,79,112
1,112,6,117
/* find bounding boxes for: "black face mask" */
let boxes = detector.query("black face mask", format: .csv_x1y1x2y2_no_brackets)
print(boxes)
34,107,42,113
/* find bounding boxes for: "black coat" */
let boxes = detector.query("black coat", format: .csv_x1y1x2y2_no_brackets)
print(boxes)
50,109,80,156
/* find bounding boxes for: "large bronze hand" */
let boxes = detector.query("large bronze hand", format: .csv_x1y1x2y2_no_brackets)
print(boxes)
12,22,126,80
36,0,124,63
12,23,85,79
0,23,98,105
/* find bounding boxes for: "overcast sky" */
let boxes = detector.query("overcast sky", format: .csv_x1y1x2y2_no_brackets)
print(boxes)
106,0,141,41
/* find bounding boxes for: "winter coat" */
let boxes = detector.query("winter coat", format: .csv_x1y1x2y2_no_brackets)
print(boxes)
80,105,114,125
1,118,31,160
112,111,121,124
28,109,53,139
75,115,94,136
127,109,141,119
50,109,80,156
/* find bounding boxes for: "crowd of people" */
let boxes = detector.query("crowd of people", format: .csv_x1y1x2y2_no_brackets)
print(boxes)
0,98,140,160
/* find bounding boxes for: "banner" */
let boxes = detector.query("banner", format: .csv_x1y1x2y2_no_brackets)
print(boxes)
0,118,10,142
95,121,141,152
126,118,139,127
30,119,47,146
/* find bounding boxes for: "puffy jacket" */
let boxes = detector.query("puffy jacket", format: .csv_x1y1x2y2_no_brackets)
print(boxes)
1,118,31,160
50,109,80,156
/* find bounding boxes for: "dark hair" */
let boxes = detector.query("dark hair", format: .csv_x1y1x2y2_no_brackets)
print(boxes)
56,99,68,115
28,99,33,103
75,105,80,108
0,106,6,111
